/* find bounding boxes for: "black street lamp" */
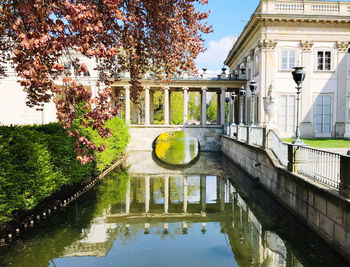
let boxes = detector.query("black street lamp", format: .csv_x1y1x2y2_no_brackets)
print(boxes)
225,96,230,135
292,66,306,145
231,92,237,125
239,86,246,125
119,95,125,120
249,80,257,126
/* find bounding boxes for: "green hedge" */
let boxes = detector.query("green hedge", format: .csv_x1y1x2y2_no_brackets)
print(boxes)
0,116,129,225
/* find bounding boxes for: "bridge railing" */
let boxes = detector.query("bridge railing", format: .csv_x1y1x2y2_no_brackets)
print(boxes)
267,130,289,167
223,124,350,192
291,145,341,189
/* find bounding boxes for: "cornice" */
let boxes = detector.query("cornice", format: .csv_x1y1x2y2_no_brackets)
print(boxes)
224,13,350,67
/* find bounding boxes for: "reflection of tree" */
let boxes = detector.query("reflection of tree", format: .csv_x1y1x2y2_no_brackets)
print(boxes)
94,168,130,217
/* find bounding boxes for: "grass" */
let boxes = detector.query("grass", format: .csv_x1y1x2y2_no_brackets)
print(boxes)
282,138,350,148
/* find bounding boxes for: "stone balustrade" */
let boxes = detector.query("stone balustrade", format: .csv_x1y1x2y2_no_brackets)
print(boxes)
259,0,350,16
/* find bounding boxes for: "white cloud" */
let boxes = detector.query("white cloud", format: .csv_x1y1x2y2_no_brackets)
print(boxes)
196,35,237,74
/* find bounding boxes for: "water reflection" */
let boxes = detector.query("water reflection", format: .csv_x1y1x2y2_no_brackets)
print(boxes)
0,153,348,267
153,131,199,165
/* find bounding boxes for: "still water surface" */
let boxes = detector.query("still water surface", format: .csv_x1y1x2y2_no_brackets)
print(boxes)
0,152,348,267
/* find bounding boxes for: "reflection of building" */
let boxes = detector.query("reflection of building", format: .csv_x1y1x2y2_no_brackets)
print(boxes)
225,0,350,138
62,175,301,266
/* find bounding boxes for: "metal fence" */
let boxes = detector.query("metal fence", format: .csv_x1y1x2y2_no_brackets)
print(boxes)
223,125,344,190
296,146,340,189
267,130,289,167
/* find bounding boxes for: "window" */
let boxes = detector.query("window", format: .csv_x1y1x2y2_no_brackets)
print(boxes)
317,51,331,71
280,95,295,133
281,50,296,70
315,95,332,134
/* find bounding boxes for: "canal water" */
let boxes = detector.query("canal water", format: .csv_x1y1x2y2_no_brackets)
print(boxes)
0,152,348,267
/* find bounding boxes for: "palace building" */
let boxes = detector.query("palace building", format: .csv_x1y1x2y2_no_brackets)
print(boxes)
225,0,350,138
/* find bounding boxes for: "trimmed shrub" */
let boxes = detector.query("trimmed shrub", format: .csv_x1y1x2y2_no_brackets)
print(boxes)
0,117,129,225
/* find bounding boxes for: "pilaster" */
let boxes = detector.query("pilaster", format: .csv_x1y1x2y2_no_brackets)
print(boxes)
164,87,170,125
336,41,349,137
124,86,131,125
300,41,314,138
183,87,189,124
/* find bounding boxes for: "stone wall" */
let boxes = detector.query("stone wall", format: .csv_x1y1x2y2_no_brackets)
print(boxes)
128,125,223,151
221,136,350,260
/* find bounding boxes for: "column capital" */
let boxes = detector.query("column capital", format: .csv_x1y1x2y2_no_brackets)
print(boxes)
144,86,150,90
124,85,131,90
182,86,189,91
259,39,277,52
336,41,349,53
300,41,314,53
221,87,227,91
249,49,255,59
164,86,170,90
201,86,208,91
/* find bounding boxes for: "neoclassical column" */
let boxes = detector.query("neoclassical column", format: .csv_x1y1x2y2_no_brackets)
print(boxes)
164,176,169,214
124,86,131,125
164,87,170,125
220,87,226,125
201,87,207,125
183,87,189,124
216,92,221,124
144,86,150,125
150,90,154,124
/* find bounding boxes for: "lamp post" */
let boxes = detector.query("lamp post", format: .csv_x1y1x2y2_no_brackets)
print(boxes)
291,66,306,145
239,86,246,125
119,94,125,120
249,80,257,127
231,92,237,125
225,96,230,135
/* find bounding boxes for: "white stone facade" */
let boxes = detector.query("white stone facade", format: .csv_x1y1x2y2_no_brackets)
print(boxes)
225,0,350,138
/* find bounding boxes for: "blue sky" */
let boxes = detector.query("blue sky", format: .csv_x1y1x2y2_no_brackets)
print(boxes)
195,0,260,75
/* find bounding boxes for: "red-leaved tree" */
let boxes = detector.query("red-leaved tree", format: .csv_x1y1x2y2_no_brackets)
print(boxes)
0,0,212,163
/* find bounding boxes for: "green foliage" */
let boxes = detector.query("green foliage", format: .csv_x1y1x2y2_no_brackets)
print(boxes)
0,117,129,225
75,116,129,172
188,92,200,122
206,97,217,122
170,92,183,125
153,91,164,124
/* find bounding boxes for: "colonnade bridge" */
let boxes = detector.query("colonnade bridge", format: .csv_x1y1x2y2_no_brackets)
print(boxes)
112,76,247,151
